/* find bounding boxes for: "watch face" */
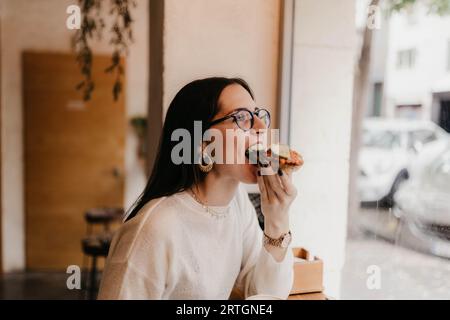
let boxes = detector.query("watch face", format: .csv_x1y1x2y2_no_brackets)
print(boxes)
281,233,292,248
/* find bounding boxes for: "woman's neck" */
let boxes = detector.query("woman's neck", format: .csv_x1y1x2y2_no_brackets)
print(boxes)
192,171,239,207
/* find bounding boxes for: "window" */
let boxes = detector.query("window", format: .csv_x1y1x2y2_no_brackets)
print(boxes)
433,149,450,188
363,130,401,150
397,49,417,69
395,104,422,119
408,130,438,150
372,82,383,116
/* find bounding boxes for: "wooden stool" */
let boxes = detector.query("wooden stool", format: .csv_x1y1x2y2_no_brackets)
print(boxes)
81,207,123,300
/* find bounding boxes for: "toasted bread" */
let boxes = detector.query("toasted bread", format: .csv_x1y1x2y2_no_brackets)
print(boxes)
245,143,303,172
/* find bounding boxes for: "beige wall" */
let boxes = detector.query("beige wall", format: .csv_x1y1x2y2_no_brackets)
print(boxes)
163,0,282,127
0,0,149,271
289,0,356,298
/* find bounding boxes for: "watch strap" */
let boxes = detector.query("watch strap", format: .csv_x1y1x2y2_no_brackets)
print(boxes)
263,230,292,248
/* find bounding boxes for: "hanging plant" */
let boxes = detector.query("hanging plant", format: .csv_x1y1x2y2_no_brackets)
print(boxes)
73,0,136,101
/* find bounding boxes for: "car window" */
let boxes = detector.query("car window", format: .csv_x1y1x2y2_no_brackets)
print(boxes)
364,130,402,149
408,130,437,149
432,149,450,189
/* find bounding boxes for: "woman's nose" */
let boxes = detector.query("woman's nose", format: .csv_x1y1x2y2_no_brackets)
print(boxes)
253,116,267,133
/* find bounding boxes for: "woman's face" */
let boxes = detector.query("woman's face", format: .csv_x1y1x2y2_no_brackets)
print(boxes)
207,84,267,184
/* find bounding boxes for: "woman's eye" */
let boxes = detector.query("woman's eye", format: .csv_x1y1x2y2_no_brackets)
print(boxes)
257,111,267,120
236,113,247,121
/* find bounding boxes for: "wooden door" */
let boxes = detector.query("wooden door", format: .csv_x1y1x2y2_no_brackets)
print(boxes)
0,21,2,273
23,52,125,270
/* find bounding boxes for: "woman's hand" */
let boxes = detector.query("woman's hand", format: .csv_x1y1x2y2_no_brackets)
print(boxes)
256,167,297,239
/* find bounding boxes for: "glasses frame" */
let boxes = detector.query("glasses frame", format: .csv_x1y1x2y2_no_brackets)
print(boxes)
208,107,271,131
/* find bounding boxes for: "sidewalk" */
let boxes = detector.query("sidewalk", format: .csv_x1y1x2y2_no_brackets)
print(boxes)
341,207,450,299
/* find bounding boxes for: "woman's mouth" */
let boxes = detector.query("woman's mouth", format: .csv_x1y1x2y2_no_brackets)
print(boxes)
245,143,270,167
245,143,304,172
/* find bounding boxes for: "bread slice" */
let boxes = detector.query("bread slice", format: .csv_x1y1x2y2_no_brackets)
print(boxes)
268,144,303,172
245,143,304,172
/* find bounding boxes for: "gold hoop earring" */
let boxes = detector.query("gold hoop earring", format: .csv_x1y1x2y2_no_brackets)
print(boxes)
198,152,213,173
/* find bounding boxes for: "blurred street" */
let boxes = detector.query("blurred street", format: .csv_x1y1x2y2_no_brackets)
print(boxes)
341,207,450,299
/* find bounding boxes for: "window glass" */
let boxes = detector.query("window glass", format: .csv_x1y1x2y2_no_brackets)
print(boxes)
408,130,437,149
364,130,402,149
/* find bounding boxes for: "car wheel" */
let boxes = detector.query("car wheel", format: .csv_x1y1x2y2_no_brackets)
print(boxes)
383,169,409,207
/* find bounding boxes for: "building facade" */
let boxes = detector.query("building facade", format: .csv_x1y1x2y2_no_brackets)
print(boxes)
382,5,450,132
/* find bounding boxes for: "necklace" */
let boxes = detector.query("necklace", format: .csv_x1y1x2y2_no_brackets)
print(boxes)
189,190,230,219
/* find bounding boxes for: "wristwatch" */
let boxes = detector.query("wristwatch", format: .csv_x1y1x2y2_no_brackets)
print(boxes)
263,231,292,248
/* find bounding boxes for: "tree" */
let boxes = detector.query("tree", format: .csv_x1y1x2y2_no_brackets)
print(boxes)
348,0,450,223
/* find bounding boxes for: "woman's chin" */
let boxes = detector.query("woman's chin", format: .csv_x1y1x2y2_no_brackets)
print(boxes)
241,164,258,184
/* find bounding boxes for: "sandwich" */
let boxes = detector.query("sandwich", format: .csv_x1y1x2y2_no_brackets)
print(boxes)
245,143,304,172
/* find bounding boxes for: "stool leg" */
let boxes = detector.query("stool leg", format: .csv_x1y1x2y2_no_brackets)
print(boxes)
88,255,97,300
80,254,89,300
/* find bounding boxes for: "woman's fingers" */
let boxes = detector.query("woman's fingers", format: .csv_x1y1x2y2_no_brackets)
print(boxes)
258,167,275,201
259,165,298,204
278,169,297,197
256,171,269,202
261,167,284,201
267,174,285,199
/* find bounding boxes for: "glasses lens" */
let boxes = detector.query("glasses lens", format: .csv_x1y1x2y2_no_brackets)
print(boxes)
234,110,253,131
256,109,271,128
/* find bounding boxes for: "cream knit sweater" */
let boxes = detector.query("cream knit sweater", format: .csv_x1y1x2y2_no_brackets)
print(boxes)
97,186,294,300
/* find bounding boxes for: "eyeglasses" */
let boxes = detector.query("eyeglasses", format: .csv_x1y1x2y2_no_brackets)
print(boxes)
208,107,271,131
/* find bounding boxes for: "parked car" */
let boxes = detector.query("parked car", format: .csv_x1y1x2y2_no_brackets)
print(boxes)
394,139,450,257
358,118,448,206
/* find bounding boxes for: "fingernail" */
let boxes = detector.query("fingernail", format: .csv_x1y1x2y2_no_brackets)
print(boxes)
278,169,283,176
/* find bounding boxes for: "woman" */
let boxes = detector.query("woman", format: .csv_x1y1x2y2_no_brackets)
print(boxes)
98,77,297,300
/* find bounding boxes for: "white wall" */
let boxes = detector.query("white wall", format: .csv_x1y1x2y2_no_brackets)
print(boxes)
384,5,450,119
163,0,282,127
0,0,148,271
288,0,356,298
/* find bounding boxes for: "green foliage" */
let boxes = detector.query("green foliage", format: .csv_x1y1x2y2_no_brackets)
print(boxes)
73,0,136,101
426,0,450,14
388,0,450,15
130,116,147,138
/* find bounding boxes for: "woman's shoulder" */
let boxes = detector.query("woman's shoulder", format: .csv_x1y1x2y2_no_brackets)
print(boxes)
107,195,182,262
123,195,183,235
116,196,185,250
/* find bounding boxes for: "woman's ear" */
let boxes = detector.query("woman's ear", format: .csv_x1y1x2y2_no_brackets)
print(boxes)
199,141,209,157
196,141,211,161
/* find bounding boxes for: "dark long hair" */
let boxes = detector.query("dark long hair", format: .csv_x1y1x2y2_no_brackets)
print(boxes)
125,77,254,221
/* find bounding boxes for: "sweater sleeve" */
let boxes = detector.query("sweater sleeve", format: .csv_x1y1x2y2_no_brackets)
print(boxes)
233,188,294,299
98,201,173,300
97,231,170,300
